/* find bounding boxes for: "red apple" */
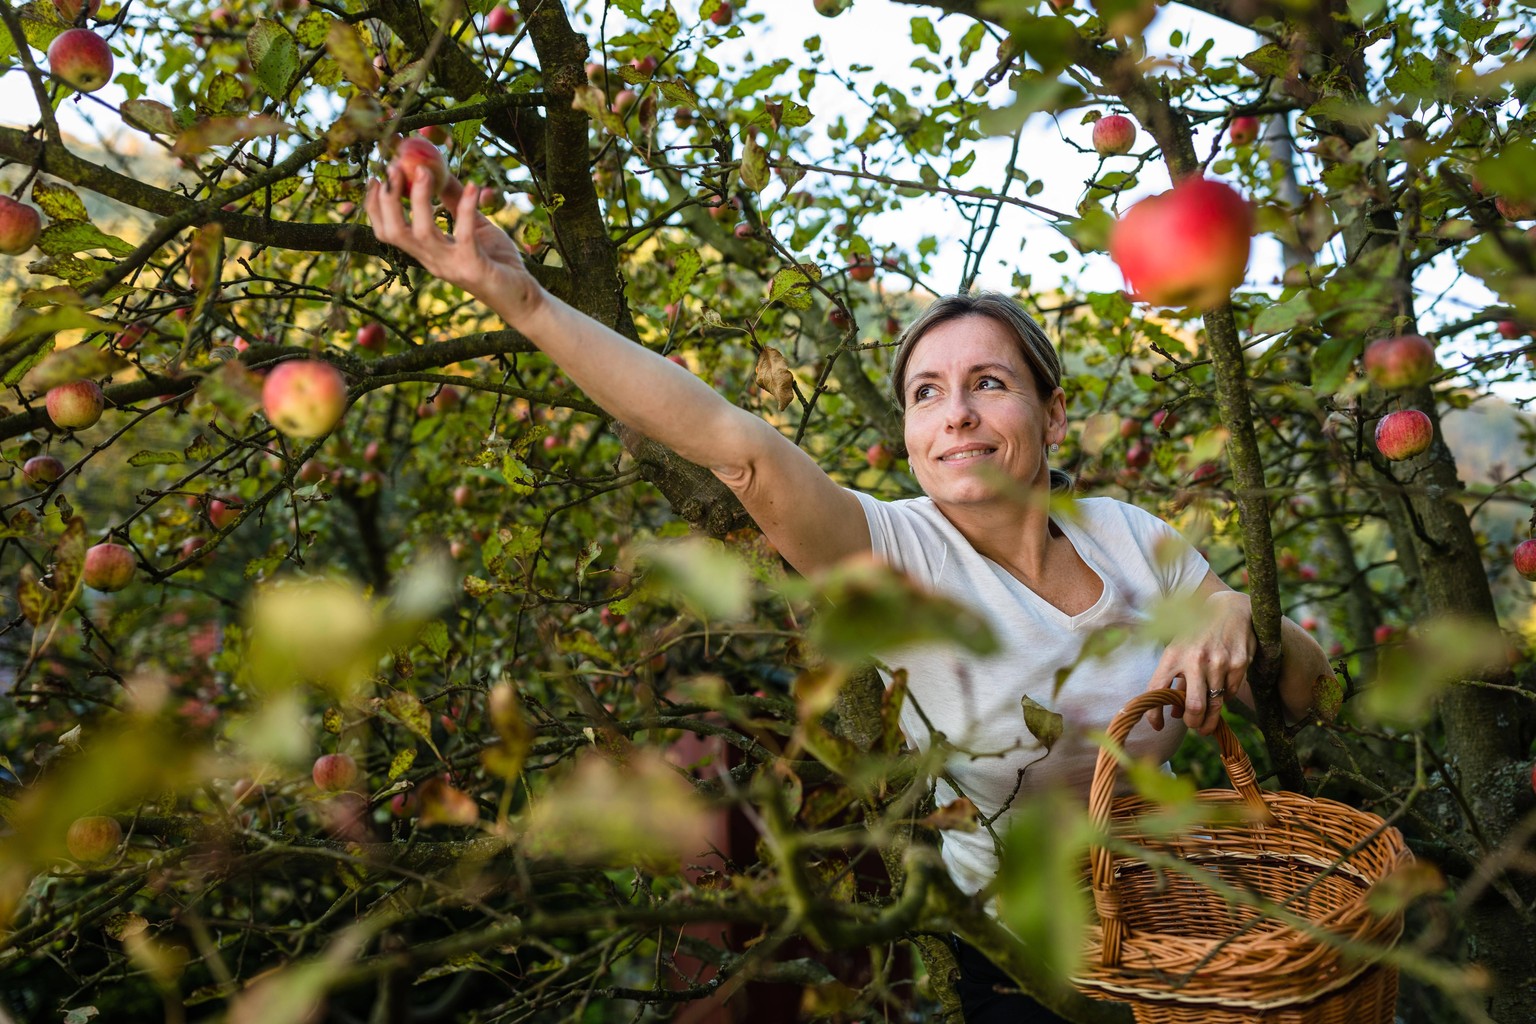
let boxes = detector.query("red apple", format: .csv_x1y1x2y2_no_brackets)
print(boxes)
297,459,325,483
1108,177,1253,309
47,28,113,92
1119,417,1139,439
417,124,449,146
433,386,461,415
1513,539,1536,581
1301,616,1318,631
52,0,102,20
733,221,754,239
1373,624,1396,645
611,89,638,115
710,1,733,24
0,196,42,255
1125,441,1151,469
1092,114,1137,156
179,535,212,567
848,255,875,282
262,359,348,439
1363,334,1436,390
1497,320,1526,340
1495,195,1536,222
1375,408,1433,461
83,542,135,591
829,307,851,329
486,4,519,34
208,497,241,530
1228,115,1259,147
865,443,894,470
357,322,386,351
1190,461,1221,486
1298,563,1318,581
630,55,658,77
312,752,359,792
391,136,450,201
452,484,472,508
45,379,105,430
22,454,64,486
65,815,121,862
1151,408,1176,433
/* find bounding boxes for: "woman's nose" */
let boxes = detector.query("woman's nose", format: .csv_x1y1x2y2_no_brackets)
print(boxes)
943,391,977,429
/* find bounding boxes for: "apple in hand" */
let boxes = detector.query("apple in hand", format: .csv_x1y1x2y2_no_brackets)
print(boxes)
46,379,105,430
66,815,121,862
1092,114,1137,156
1513,538,1536,581
1375,408,1433,461
23,454,64,486
1363,334,1437,390
312,752,359,792
389,137,460,205
486,4,519,33
83,542,135,591
0,196,42,255
1108,176,1252,309
1229,115,1259,146
262,359,348,439
47,28,113,92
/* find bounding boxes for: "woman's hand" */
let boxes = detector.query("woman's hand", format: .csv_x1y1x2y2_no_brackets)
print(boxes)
1145,584,1255,736
364,167,545,329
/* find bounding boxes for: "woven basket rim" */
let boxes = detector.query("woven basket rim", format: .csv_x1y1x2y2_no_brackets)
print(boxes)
1077,690,1413,1012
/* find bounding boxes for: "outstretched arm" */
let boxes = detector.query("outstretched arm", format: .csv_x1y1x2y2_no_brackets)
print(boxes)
364,170,870,576
1145,571,1329,736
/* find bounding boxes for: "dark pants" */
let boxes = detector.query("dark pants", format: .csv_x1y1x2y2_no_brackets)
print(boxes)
952,938,1072,1024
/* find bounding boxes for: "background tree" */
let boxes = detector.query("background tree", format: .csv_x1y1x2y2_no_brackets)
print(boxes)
0,0,1534,1021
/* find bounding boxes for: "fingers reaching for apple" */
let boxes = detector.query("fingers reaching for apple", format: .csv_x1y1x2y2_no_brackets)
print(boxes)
366,150,546,329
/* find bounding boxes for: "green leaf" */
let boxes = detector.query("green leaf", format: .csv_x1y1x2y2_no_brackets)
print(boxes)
127,450,183,467
247,19,299,99
1020,695,1063,751
419,620,450,659
768,262,821,305
4,305,111,344
995,790,1091,985
739,133,769,193
910,16,940,54
1310,332,1358,395
732,58,791,99
36,221,135,258
1239,43,1292,78
1252,292,1314,334
668,248,702,302
30,180,87,222
809,558,997,664
638,537,752,621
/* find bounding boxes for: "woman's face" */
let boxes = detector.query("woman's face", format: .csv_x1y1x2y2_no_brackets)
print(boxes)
900,315,1066,511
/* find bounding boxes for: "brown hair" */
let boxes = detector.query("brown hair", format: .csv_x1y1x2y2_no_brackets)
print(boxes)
890,292,1072,492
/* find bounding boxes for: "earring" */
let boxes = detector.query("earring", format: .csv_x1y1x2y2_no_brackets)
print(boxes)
1049,443,1060,453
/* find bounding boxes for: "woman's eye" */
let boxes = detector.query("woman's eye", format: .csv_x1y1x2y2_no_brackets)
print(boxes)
977,376,1002,390
912,385,934,401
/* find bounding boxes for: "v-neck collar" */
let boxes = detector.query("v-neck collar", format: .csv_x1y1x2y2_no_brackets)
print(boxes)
977,513,1111,629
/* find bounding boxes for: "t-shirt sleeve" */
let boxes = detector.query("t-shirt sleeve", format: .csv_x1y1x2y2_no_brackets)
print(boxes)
1116,501,1210,596
848,489,947,588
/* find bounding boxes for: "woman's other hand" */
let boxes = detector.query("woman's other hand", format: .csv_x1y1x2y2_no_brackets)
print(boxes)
364,167,545,330
1145,578,1255,736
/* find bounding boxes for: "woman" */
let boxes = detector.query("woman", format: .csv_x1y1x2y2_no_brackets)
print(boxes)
365,169,1330,1023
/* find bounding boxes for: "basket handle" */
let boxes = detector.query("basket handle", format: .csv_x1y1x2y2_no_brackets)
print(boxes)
1086,688,1275,968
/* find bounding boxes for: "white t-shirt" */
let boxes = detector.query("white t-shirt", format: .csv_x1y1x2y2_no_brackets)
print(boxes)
851,491,1210,896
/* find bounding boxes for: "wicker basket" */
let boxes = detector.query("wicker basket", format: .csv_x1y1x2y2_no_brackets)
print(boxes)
1072,690,1412,1023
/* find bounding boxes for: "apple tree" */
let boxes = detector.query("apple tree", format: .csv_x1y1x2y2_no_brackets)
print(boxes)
0,0,1533,1021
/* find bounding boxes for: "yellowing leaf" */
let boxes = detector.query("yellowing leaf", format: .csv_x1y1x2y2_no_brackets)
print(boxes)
173,115,292,157
324,21,378,90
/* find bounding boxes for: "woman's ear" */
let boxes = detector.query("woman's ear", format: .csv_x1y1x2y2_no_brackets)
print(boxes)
1045,387,1068,447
